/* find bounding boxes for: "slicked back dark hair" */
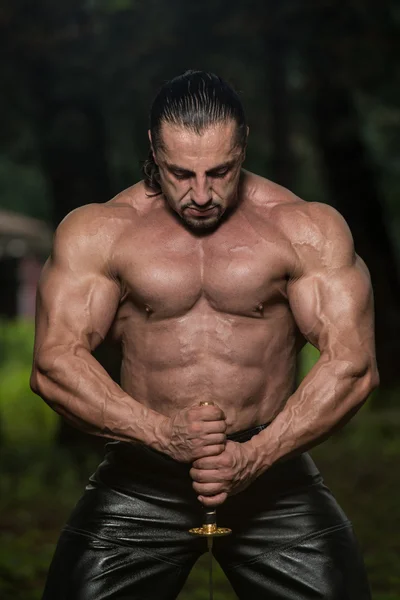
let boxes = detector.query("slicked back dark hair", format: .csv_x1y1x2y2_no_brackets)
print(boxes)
142,70,247,193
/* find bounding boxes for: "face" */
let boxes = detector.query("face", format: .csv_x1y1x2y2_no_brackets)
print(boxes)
150,120,246,231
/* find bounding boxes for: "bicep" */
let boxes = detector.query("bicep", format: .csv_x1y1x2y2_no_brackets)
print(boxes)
288,256,375,362
34,222,121,358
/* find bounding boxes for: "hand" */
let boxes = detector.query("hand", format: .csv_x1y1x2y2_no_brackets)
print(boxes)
163,402,227,463
190,439,260,507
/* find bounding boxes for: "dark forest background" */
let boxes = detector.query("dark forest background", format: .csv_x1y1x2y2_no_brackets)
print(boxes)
0,1,399,599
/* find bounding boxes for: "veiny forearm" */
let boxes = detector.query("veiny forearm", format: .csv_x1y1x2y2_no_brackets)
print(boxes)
249,353,379,473
31,346,169,451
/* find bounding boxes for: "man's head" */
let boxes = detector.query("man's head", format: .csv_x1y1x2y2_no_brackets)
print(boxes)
143,71,248,231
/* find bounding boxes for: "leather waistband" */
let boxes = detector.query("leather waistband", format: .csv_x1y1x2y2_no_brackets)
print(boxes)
227,422,270,443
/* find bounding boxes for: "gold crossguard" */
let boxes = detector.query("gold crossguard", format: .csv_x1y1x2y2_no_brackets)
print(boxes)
188,512,232,540
188,401,232,599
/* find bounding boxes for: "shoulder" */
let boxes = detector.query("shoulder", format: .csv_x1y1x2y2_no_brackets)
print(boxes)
244,172,356,270
55,185,147,245
274,201,355,270
275,201,358,281
273,198,352,239
51,196,140,271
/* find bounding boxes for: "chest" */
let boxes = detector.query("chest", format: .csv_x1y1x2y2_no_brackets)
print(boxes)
115,214,294,317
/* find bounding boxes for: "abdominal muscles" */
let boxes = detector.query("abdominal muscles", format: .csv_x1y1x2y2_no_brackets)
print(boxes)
118,302,298,432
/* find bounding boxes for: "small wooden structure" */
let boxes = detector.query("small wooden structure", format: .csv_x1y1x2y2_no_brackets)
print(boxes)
0,210,53,318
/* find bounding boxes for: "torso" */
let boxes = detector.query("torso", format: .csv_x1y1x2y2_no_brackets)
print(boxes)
105,171,307,432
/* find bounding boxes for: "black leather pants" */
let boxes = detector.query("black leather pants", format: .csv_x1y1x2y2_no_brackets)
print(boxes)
42,425,371,599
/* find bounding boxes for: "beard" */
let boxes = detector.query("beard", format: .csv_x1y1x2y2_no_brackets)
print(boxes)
177,197,226,231
180,207,223,231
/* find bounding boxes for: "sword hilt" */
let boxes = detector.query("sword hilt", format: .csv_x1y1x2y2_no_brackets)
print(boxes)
188,401,232,540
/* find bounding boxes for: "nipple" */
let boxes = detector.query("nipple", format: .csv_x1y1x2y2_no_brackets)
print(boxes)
145,305,152,315
257,302,263,312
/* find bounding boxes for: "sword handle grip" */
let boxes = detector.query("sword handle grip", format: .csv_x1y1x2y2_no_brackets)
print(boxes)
199,402,218,521
203,509,217,525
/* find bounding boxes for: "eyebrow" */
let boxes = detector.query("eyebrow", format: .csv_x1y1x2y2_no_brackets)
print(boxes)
165,159,237,176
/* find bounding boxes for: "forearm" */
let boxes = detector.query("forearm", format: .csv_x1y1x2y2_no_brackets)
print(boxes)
249,353,379,473
31,347,169,452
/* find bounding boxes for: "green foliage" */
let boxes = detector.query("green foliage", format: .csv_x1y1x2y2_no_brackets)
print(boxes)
311,421,400,597
178,555,235,599
0,319,36,365
297,342,320,381
0,320,58,447
0,447,98,600
0,156,51,222
0,365,58,447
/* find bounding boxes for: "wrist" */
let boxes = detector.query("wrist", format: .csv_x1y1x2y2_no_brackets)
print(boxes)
245,436,271,476
152,414,172,454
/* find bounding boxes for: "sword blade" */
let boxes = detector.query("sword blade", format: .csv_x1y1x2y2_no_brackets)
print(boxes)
207,537,213,600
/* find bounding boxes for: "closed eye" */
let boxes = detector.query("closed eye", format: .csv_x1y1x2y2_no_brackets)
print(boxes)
209,169,230,178
206,162,236,178
172,170,192,180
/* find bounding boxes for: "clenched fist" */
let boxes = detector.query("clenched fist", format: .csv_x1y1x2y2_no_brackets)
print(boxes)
190,439,261,506
163,402,227,463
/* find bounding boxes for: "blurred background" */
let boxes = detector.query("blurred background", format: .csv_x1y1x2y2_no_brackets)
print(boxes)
0,1,399,598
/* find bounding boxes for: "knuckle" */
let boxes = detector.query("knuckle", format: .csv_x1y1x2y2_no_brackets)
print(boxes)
188,422,201,434
192,449,202,460
206,445,220,457
209,407,223,419
198,446,212,458
195,471,205,483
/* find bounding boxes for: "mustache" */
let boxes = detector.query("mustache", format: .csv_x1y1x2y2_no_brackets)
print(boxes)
182,203,219,211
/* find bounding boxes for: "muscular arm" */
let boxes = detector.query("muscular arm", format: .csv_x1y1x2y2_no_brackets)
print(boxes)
31,205,226,461
30,205,170,450
249,203,379,471
190,203,379,506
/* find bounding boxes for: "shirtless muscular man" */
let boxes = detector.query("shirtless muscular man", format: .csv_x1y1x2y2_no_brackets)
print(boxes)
31,70,379,599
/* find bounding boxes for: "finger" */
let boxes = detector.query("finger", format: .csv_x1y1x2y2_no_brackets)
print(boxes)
199,492,228,507
202,433,226,446
192,481,226,495
203,421,227,434
188,423,226,439
197,405,226,421
193,444,225,459
192,456,221,469
190,468,222,483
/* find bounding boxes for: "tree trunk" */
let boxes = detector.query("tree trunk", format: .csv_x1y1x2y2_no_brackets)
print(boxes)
265,34,294,190
31,62,114,448
309,55,400,390
39,97,111,225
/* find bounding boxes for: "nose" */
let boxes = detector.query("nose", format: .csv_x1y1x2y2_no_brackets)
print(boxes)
191,175,212,207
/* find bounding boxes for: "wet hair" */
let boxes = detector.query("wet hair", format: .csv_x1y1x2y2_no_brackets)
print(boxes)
142,70,247,193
